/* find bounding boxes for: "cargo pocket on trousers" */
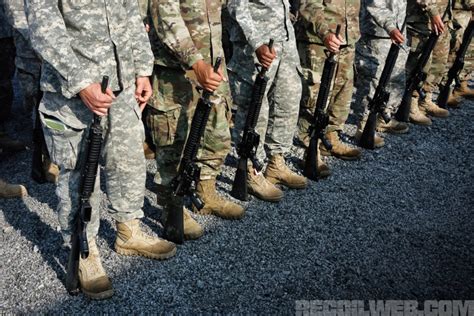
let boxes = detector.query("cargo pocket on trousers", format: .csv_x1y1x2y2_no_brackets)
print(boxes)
40,114,86,170
146,106,180,147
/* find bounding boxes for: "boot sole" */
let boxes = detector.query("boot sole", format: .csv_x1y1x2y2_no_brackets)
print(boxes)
184,229,204,240
376,127,409,134
409,118,432,126
115,245,177,260
195,206,246,220
266,177,308,190
248,190,283,202
320,150,361,161
82,288,114,300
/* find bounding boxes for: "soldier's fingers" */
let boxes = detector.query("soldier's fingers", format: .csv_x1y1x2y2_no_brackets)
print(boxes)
105,88,116,99
217,68,227,82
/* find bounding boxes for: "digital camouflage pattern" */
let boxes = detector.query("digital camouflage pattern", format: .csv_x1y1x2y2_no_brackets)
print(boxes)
296,0,360,136
407,0,452,25
146,0,232,186
26,0,153,99
352,0,408,121
4,0,41,111
26,0,154,242
226,0,302,162
296,0,361,46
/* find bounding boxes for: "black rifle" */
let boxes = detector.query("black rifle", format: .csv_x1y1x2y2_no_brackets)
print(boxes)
231,40,273,201
165,58,222,244
395,8,449,122
437,20,474,108
65,76,108,295
359,25,405,149
31,92,47,183
303,25,340,181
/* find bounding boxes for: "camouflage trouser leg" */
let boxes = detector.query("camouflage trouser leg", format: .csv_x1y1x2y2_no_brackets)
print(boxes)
450,10,473,81
146,66,231,187
230,39,301,162
40,85,146,243
0,37,15,125
424,21,452,92
352,37,408,120
406,25,432,97
298,43,355,134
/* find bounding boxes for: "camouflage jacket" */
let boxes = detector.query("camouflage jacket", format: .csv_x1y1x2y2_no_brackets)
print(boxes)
360,0,407,38
25,0,154,99
226,0,294,50
452,0,474,10
149,0,224,70
0,0,12,38
296,0,361,46
406,0,452,26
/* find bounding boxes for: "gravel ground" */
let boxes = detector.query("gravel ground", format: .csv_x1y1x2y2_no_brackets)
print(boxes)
1,87,473,314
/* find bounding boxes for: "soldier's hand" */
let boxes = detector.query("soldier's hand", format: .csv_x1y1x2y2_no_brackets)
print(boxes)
256,44,276,68
192,59,224,92
430,15,445,35
324,32,343,53
390,29,405,44
79,83,115,116
135,76,152,112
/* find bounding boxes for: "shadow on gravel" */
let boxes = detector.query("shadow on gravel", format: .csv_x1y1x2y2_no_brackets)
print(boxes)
3,199,66,283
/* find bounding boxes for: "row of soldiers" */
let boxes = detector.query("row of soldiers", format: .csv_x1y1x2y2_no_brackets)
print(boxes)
0,0,472,300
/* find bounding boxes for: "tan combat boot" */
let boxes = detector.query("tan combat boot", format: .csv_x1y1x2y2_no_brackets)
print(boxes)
453,80,474,99
264,154,308,189
376,117,409,134
194,179,245,220
409,97,432,125
0,179,27,198
301,141,331,179
447,92,461,108
79,239,114,300
43,158,59,183
115,219,176,259
320,131,361,160
247,166,284,202
155,184,203,240
355,119,385,148
419,93,449,118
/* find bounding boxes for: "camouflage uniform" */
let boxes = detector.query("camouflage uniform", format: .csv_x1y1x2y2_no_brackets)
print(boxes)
296,0,361,137
4,0,42,112
352,0,408,120
145,0,232,187
406,0,452,93
0,0,15,127
26,0,154,242
226,0,302,163
449,0,473,81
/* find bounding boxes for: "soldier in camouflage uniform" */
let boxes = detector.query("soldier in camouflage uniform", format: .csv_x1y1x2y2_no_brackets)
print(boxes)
448,0,474,105
146,0,244,220
296,0,362,163
0,0,25,153
352,0,410,149
26,0,176,299
4,0,59,183
226,0,308,202
406,0,451,124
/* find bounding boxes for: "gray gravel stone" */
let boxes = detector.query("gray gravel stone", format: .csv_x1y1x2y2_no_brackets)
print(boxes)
0,86,473,313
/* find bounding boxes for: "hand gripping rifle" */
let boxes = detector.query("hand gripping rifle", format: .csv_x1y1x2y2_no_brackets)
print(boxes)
65,76,108,295
395,9,449,122
165,58,222,244
231,40,274,201
437,20,473,108
303,25,340,181
359,23,406,149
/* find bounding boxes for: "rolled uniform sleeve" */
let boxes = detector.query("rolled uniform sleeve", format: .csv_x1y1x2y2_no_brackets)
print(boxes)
152,0,204,69
126,0,154,77
227,0,266,51
367,0,398,34
25,0,93,98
